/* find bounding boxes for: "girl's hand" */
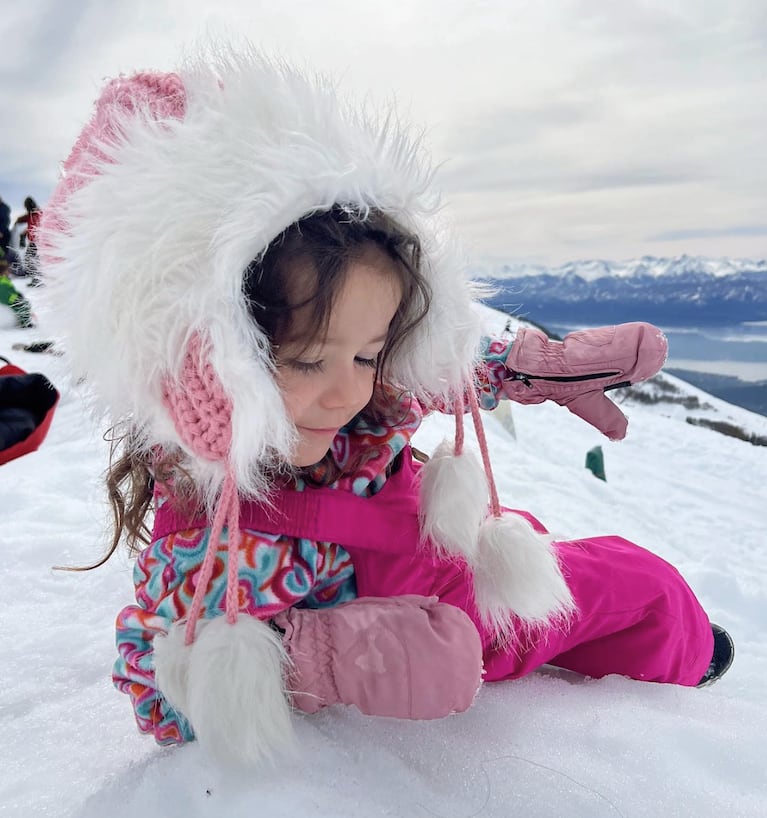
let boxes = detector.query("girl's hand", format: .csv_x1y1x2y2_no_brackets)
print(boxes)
502,323,668,440
273,595,484,719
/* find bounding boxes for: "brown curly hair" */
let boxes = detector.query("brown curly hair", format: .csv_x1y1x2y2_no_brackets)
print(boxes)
91,206,431,567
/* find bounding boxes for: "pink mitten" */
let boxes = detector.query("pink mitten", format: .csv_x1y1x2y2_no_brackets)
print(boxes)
273,595,484,720
502,322,668,440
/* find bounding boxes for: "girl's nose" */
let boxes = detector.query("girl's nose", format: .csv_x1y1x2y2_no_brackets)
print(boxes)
320,365,366,411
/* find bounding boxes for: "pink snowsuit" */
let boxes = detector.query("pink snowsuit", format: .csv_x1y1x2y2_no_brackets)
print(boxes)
156,446,714,686
113,340,713,744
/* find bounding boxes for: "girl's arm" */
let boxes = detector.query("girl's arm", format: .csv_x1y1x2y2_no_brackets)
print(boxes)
488,324,667,439
112,525,359,745
421,336,514,413
428,324,667,440
113,603,195,744
476,336,515,410
112,539,195,744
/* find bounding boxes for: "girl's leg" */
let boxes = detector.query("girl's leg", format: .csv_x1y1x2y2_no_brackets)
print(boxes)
481,536,714,686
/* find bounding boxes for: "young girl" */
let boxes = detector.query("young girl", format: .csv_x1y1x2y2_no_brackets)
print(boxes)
40,48,732,765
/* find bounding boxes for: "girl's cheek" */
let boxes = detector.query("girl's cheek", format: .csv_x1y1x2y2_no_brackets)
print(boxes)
363,374,377,402
276,374,300,419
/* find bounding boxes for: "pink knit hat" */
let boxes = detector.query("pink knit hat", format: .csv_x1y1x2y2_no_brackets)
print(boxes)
43,73,187,239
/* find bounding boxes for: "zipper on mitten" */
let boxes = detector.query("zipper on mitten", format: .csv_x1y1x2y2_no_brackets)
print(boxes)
509,371,628,389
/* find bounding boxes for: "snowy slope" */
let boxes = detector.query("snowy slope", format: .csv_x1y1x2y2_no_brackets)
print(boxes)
2,302,766,818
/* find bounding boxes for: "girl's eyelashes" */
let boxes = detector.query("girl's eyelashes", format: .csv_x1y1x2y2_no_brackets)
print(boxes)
355,355,378,369
287,359,324,374
285,355,379,374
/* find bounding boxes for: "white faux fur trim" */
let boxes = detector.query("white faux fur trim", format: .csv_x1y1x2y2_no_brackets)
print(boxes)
418,438,488,562
153,622,193,718
39,44,481,498
472,514,576,638
153,616,294,766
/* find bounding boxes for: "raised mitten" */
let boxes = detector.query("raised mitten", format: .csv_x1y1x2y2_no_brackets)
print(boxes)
273,595,484,720
502,322,668,440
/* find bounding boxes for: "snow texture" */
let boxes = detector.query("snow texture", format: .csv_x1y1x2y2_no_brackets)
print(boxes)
2,300,766,817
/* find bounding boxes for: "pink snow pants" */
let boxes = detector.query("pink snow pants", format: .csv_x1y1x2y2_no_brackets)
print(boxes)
236,448,713,687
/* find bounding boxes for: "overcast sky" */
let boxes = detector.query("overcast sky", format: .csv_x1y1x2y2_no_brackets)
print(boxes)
2,0,765,265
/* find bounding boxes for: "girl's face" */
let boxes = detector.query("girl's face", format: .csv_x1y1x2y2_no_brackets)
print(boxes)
275,246,403,467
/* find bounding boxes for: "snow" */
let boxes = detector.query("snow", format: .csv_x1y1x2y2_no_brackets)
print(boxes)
3,300,767,817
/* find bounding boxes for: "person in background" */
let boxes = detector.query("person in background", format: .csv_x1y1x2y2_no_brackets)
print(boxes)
0,195,11,251
0,256,33,327
15,197,43,286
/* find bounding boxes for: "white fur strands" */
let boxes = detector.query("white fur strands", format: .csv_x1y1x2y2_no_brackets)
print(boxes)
418,389,576,642
418,438,488,563
418,445,575,639
38,45,482,504
153,621,193,717
473,514,575,639
154,616,295,766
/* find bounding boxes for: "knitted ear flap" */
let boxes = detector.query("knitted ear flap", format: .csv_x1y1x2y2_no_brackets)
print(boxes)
161,332,233,466
160,333,240,639
418,388,576,641
155,331,294,765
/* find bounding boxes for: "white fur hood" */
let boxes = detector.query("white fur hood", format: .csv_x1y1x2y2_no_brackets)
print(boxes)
39,46,482,499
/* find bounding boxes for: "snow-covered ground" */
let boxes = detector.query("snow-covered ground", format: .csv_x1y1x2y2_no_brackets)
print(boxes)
2,294,766,817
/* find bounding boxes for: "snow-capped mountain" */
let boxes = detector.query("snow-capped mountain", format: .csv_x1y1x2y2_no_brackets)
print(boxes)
476,255,767,282
475,255,767,325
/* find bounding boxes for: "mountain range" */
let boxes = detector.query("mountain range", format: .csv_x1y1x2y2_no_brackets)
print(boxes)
475,254,767,325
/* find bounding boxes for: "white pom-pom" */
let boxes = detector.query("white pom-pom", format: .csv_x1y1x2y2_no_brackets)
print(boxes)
418,438,489,561
154,615,295,766
472,513,576,638
154,621,193,717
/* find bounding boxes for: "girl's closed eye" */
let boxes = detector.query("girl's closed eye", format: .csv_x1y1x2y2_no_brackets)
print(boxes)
285,355,379,374
354,355,378,369
287,358,324,374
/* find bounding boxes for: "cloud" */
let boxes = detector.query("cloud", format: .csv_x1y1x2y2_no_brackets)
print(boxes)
0,0,764,262
436,142,704,197
650,225,767,241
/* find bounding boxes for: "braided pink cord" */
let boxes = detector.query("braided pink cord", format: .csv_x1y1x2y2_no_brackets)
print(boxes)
453,396,465,455
224,475,242,625
467,387,501,518
184,469,238,644
162,334,241,644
